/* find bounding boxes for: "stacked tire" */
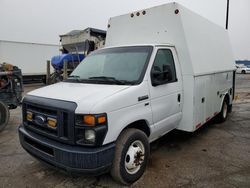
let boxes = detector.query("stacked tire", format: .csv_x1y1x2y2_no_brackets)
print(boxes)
0,101,9,132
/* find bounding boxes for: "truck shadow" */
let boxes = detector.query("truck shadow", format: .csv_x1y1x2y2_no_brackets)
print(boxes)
150,117,218,153
31,118,220,187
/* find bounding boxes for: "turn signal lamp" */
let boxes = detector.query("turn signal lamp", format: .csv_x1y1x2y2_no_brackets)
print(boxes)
81,114,107,126
84,115,95,125
98,116,106,124
26,111,33,121
47,117,57,128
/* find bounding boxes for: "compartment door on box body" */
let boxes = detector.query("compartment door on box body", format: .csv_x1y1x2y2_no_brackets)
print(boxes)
194,76,206,129
149,47,183,138
204,75,216,122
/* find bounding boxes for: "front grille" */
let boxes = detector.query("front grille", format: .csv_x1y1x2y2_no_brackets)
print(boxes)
26,105,58,136
26,104,57,116
22,95,77,145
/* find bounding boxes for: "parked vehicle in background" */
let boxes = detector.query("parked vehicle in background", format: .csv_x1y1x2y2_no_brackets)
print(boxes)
49,28,106,83
18,2,236,185
0,40,59,83
236,64,250,74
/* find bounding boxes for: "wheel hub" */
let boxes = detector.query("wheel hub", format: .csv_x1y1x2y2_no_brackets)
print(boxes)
125,140,145,174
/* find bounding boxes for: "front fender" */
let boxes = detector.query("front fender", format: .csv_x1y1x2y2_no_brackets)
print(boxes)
102,102,153,145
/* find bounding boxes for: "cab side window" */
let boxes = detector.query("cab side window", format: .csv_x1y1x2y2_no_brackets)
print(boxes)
151,49,177,86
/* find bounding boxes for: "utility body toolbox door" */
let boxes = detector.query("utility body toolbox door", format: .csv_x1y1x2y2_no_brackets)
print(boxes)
148,47,183,138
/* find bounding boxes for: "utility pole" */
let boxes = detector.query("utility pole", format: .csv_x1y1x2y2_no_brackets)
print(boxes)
225,0,230,30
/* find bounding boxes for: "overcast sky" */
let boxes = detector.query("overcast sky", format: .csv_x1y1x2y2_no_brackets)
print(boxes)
0,0,249,60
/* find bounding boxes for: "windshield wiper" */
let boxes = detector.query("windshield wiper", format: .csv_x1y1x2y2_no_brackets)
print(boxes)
65,75,82,83
68,75,80,78
66,76,135,85
88,76,133,85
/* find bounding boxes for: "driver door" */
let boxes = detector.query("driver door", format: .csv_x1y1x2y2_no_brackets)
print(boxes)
149,47,183,137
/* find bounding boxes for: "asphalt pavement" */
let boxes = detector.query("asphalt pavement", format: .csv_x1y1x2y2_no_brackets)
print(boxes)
0,74,250,188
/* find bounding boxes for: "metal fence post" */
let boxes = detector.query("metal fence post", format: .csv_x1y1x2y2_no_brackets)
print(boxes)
63,60,68,80
46,60,50,85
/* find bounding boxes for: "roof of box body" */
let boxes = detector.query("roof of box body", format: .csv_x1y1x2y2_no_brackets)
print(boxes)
105,2,235,76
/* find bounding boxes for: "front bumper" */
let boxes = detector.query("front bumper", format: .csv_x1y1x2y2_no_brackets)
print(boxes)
18,125,115,175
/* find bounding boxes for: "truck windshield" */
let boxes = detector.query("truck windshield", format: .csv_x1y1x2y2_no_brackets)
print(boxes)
66,46,153,85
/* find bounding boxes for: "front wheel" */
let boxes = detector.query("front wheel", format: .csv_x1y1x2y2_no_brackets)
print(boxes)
0,101,10,132
111,128,149,185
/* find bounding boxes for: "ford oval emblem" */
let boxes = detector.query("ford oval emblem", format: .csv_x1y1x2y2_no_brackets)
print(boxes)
34,115,46,126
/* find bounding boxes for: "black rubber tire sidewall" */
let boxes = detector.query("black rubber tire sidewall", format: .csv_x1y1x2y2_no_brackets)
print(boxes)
111,129,149,185
121,131,149,184
0,101,10,132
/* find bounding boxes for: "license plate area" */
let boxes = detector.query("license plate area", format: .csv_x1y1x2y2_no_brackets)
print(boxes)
24,136,54,157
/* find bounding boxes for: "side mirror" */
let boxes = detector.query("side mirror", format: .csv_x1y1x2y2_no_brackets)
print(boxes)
151,67,162,86
151,65,173,86
163,65,172,81
151,67,161,78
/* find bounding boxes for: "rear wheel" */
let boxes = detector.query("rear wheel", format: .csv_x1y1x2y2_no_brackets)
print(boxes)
242,70,246,74
111,128,149,185
217,98,228,123
0,101,10,132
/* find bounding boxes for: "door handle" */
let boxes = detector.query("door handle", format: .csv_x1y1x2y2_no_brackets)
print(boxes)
201,97,205,103
178,94,181,102
138,95,149,102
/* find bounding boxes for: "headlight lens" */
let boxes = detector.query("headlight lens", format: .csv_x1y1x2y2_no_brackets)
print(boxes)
85,130,96,143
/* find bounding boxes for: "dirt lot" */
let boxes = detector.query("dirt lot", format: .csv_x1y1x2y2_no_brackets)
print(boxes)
1,74,250,188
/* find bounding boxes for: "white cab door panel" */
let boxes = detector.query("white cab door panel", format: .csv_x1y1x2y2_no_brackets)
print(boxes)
148,47,183,139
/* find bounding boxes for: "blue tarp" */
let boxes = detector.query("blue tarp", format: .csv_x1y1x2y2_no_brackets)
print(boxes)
51,54,85,70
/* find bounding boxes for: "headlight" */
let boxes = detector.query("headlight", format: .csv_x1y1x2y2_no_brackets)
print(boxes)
75,113,108,146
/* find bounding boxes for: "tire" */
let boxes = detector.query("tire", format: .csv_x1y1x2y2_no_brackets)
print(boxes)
217,98,228,123
0,101,10,132
242,70,246,74
111,128,149,185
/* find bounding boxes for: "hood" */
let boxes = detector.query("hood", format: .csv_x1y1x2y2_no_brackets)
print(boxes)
27,82,130,113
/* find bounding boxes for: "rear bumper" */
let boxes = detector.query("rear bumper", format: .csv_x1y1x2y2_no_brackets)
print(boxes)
18,125,115,175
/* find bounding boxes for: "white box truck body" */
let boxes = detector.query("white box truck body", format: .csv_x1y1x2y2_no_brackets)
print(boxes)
0,40,59,79
105,2,235,133
18,3,235,185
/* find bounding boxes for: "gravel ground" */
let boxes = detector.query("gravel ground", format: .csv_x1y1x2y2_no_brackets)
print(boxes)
0,74,250,188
